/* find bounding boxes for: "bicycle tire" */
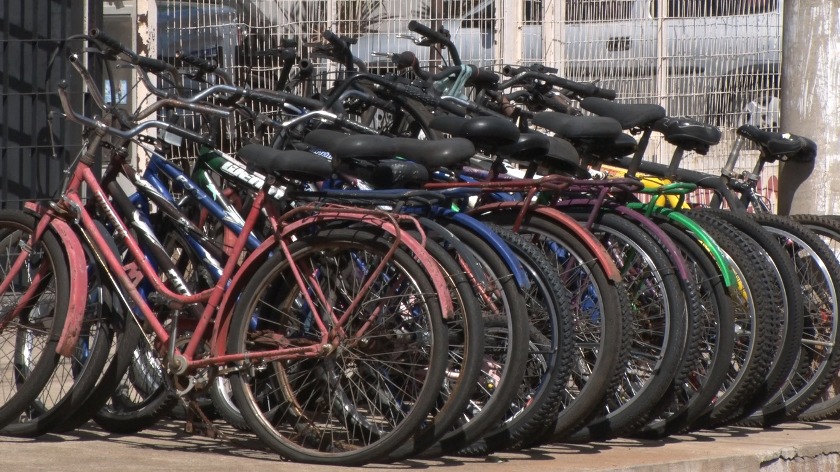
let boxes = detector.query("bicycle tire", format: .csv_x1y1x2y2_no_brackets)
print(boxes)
459,225,575,454
562,211,691,440
419,221,530,456
228,228,449,465
792,214,840,421
1,220,117,437
637,221,735,436
0,209,70,429
687,214,781,426
385,229,485,460
474,210,631,440
690,207,804,419
742,213,840,424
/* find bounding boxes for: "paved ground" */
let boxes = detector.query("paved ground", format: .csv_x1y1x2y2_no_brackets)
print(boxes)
3,419,840,471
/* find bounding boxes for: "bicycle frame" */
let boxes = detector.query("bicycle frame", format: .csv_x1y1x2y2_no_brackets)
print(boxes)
47,89,454,376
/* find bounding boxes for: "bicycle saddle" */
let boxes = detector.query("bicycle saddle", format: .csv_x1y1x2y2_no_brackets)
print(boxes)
653,116,721,155
303,129,397,161
581,97,667,129
391,137,476,169
237,144,334,180
428,115,520,149
531,112,622,140
737,125,817,163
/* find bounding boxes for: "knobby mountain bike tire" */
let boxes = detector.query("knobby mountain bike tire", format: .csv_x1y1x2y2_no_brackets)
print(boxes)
562,211,693,441
637,221,735,437
690,207,804,421
791,214,840,421
687,215,781,427
740,213,840,425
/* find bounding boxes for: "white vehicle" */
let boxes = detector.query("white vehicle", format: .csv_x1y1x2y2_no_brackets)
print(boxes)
443,0,782,128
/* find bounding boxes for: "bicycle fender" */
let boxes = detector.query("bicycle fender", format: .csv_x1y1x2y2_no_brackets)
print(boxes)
23,204,89,357
657,209,736,287
431,208,531,290
472,202,623,284
51,218,89,357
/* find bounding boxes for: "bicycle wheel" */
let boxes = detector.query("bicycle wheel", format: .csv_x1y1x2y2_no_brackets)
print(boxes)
691,207,804,420
419,221,530,457
792,215,840,421
743,213,840,424
460,225,575,454
638,221,735,436
0,209,70,429
557,210,691,440
1,222,116,437
385,228,485,460
227,228,448,465
475,210,631,440
687,215,781,426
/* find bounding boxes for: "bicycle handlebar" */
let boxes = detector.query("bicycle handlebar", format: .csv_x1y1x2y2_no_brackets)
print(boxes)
322,30,356,70
176,52,234,85
500,65,617,99
407,20,461,65
90,29,178,78
57,82,215,147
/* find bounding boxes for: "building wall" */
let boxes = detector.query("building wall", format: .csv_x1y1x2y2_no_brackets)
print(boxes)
0,0,89,208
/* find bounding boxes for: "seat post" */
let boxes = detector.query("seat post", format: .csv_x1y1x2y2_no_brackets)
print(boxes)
624,127,653,178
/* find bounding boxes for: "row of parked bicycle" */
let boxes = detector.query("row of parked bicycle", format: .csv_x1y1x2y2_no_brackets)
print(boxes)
0,22,837,466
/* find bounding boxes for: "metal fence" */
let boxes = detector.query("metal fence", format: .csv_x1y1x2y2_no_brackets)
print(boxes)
150,0,784,208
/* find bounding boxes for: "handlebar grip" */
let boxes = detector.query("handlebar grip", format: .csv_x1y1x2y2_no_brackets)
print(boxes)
298,59,314,74
592,86,617,100
407,21,460,65
90,29,133,57
546,75,617,100
321,30,355,69
164,124,214,147
136,55,176,74
322,30,348,54
502,65,524,77
408,21,447,44
469,66,499,87
177,53,217,73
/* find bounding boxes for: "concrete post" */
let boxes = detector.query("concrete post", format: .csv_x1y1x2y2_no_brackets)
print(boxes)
777,1,840,215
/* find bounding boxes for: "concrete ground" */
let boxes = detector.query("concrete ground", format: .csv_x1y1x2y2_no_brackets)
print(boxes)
2,420,840,471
